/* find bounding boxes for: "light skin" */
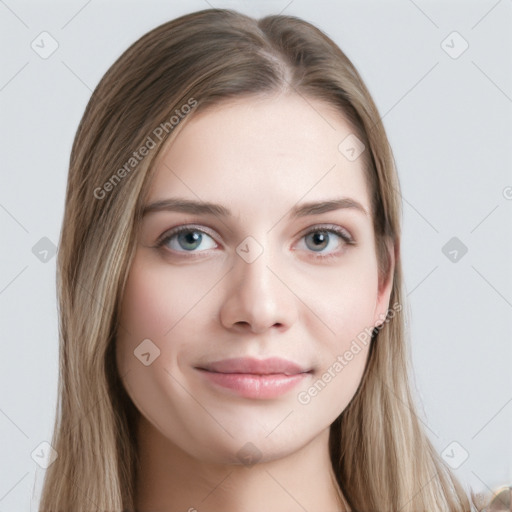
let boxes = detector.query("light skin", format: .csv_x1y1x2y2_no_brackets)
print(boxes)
116,92,394,512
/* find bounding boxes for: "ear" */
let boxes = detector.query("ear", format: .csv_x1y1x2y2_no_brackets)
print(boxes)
373,237,396,328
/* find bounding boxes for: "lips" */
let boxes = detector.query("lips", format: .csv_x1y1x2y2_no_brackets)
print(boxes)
196,357,310,375
195,357,312,399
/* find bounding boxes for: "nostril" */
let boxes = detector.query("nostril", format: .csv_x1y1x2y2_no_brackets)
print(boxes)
234,321,251,327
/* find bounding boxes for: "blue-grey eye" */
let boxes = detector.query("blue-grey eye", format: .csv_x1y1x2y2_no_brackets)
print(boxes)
302,229,348,254
160,228,217,252
305,231,330,251
177,230,203,250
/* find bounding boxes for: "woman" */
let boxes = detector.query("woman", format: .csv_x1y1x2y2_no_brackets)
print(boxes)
38,8,482,511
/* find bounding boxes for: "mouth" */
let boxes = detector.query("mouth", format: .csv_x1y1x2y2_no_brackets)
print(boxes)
194,357,313,399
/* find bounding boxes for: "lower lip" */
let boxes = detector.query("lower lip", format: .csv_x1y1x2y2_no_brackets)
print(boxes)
196,369,310,399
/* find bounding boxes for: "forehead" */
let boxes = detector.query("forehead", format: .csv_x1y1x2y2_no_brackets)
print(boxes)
146,93,371,217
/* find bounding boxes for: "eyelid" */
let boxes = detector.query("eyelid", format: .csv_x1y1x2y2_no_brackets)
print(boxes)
154,224,220,249
296,223,354,243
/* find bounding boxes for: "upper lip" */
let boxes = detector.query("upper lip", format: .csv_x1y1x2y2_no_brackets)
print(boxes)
196,357,311,375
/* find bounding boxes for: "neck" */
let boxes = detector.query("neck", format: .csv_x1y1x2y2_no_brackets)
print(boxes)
134,414,347,512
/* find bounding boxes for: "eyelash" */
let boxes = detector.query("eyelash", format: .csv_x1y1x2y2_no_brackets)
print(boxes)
154,224,356,260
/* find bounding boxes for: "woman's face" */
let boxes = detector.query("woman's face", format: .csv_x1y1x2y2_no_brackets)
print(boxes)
116,92,393,464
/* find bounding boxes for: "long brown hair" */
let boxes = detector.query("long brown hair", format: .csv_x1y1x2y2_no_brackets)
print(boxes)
39,8,483,511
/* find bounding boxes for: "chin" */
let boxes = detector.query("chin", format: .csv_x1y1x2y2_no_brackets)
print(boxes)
185,426,307,466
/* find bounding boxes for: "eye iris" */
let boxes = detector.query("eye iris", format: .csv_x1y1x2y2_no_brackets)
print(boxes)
306,231,329,251
178,231,202,250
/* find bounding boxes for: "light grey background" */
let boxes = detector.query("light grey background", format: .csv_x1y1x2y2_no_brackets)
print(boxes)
1,0,511,510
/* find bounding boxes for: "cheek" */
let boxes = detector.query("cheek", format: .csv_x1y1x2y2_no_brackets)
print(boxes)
304,252,379,348
297,343,369,424
295,265,377,417
116,251,223,378
297,251,378,411
118,252,216,342
114,255,216,443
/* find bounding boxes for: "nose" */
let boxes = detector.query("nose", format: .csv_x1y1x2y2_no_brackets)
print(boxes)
218,240,298,334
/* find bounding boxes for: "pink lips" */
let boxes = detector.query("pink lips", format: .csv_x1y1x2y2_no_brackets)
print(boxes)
195,357,312,399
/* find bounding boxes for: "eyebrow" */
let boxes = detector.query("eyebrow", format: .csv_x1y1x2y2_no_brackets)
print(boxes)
142,196,368,219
